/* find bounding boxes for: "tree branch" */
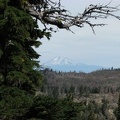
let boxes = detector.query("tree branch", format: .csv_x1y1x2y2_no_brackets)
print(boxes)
24,0,120,32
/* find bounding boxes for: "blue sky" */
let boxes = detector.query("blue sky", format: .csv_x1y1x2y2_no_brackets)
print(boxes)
36,0,120,68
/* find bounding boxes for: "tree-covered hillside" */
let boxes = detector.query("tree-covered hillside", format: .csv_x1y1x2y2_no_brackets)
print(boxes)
40,68,120,119
41,68,120,97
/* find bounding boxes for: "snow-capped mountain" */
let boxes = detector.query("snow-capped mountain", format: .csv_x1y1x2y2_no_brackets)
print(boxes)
42,56,106,73
45,56,73,65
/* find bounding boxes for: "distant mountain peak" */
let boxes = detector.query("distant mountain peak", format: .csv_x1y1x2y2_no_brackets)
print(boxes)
44,56,73,65
42,56,105,73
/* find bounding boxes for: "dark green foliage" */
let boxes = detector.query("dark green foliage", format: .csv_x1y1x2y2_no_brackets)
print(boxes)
56,96,77,120
25,95,59,120
116,94,120,120
28,94,107,120
0,0,48,93
25,95,79,120
0,0,51,119
0,86,33,120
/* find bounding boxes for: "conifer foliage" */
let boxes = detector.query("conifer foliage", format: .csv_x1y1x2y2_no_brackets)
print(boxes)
0,0,44,91
0,0,50,119
116,94,120,120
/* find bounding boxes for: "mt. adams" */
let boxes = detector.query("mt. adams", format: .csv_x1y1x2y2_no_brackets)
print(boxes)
42,56,104,73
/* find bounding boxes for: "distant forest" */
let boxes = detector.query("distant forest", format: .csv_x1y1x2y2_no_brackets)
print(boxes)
40,68,120,96
38,68,120,120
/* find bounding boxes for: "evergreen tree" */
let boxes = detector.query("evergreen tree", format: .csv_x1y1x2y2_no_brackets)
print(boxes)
0,0,44,93
116,94,120,120
0,86,33,119
24,95,59,120
56,94,77,120
0,0,50,119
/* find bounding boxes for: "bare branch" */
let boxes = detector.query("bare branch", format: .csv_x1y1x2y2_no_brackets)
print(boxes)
24,0,120,32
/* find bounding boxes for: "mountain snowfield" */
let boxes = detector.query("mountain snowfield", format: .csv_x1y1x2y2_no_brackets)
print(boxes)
42,56,106,73
45,56,74,65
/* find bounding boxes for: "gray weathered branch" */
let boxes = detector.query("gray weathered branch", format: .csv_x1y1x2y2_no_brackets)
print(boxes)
24,0,120,32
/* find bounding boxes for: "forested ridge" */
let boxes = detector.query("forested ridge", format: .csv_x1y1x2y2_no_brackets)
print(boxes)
41,68,120,96
39,68,120,120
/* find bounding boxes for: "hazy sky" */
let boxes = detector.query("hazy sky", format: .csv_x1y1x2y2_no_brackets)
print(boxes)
37,0,120,68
